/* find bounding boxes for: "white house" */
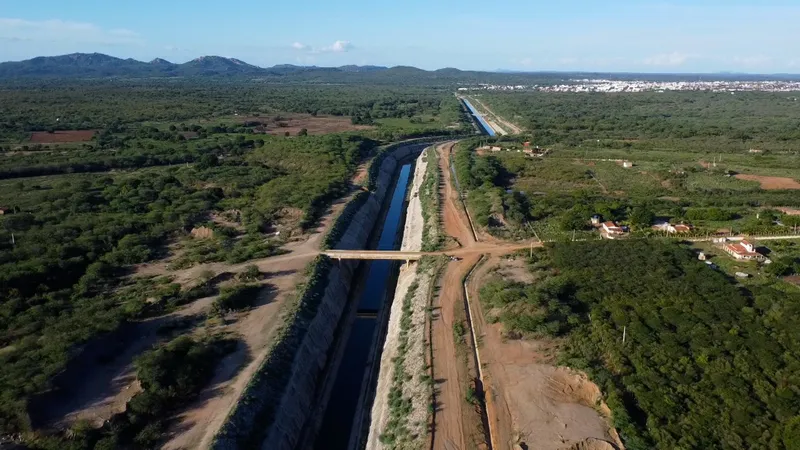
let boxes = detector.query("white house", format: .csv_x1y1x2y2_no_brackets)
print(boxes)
602,221,625,235
722,239,766,261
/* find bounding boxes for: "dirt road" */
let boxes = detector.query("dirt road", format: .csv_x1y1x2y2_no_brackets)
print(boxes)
430,142,486,450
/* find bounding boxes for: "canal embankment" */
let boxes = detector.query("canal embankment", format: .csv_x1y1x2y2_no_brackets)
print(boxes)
210,141,428,450
461,98,497,137
366,147,440,450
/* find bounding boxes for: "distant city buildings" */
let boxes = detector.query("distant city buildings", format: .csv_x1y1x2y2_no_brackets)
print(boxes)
457,80,800,93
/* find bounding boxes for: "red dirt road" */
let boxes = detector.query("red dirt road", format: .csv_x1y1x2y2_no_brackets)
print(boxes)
432,142,477,450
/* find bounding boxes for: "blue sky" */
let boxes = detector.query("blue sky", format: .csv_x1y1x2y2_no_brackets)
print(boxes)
1,0,799,73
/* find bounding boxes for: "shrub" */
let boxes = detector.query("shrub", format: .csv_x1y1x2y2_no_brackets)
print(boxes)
210,284,262,316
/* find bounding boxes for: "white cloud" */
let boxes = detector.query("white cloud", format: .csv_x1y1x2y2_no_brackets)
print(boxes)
291,40,354,54
643,52,692,67
325,40,353,53
0,18,142,45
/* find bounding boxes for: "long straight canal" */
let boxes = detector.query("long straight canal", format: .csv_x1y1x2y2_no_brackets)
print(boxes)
462,97,496,136
314,163,413,450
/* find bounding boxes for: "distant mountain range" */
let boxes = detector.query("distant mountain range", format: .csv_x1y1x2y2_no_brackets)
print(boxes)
0,53,397,79
1,53,799,82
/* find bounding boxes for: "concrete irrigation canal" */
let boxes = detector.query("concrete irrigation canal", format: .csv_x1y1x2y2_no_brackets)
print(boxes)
461,97,496,136
313,163,413,450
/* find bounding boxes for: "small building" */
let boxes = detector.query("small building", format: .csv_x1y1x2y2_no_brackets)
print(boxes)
748,149,763,154
722,239,766,261
622,161,634,168
672,223,693,233
591,215,602,225
602,221,625,235
698,252,707,261
0,207,8,215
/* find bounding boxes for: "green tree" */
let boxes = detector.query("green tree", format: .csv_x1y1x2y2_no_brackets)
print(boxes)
785,417,800,450
629,205,655,229
197,153,218,170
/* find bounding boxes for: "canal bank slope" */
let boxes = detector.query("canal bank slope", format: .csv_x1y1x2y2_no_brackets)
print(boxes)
366,148,436,450
211,142,427,450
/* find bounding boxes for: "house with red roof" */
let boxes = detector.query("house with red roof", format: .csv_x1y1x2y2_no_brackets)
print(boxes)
601,221,628,239
722,239,766,261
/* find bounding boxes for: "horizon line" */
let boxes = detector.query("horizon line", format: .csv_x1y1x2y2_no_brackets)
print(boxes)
3,52,800,77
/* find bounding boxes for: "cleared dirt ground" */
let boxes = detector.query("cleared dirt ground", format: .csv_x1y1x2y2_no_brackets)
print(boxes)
734,174,800,190
29,130,96,143
245,114,374,136
468,256,623,450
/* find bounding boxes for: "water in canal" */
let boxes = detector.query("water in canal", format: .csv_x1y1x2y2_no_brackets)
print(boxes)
314,163,413,450
462,98,496,136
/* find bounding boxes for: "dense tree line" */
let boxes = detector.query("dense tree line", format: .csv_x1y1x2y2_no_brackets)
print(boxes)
480,91,800,151
0,81,458,140
481,240,800,449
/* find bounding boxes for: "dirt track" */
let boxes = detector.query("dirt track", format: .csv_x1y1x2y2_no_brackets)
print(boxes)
431,142,478,450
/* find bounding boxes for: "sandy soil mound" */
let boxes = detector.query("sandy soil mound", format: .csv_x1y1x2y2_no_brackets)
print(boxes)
546,368,612,417
560,437,619,450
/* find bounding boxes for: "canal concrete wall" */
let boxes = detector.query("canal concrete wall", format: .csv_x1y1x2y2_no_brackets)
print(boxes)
366,149,432,450
208,143,427,450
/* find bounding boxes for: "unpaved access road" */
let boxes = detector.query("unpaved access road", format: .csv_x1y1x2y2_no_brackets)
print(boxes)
430,141,533,450
431,141,480,450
